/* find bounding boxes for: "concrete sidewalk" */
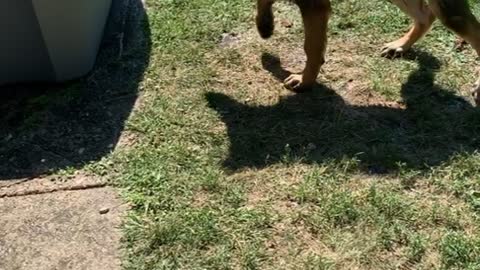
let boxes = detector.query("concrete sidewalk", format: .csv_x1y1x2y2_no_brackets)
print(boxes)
0,0,147,269
0,182,127,270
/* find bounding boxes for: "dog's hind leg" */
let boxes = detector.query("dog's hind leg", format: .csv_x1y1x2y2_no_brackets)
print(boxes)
382,0,435,58
429,0,480,105
284,0,331,92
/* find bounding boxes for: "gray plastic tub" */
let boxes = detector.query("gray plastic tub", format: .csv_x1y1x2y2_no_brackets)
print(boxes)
0,0,112,85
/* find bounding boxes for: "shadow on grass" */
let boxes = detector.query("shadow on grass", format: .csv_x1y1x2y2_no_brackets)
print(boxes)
0,0,151,180
206,51,480,174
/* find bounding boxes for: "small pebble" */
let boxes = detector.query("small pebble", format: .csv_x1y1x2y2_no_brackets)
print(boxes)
99,208,110,215
280,19,293,28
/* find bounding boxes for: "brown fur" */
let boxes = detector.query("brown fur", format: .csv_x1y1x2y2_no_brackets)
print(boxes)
256,0,480,104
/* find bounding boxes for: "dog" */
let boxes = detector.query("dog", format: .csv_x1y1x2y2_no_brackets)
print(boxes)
256,0,480,104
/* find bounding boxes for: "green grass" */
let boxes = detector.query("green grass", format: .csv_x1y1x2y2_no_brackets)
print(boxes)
110,0,480,269
13,0,480,269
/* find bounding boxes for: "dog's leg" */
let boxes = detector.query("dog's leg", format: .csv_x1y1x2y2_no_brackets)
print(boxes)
256,0,276,39
382,0,435,57
429,0,480,104
285,0,331,92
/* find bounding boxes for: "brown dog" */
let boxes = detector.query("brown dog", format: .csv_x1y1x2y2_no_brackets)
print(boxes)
256,0,480,104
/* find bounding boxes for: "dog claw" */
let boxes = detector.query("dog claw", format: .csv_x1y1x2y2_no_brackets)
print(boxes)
284,74,313,93
381,46,405,59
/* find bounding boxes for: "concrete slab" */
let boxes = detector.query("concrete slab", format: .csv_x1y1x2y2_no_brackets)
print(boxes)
0,187,127,270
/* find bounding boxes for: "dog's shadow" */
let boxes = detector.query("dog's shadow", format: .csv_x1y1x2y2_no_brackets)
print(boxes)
205,51,480,173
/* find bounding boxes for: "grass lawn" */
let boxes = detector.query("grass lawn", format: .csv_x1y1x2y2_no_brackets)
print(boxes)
7,0,480,269
110,0,480,268
114,0,480,269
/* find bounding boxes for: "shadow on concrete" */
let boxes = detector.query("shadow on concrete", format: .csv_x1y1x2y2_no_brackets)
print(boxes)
0,0,151,180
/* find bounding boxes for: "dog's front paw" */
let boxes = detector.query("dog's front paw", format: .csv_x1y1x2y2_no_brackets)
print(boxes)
381,40,409,58
284,74,314,93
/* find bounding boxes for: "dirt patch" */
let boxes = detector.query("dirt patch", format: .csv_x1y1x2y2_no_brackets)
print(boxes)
211,26,404,110
116,130,142,150
192,190,212,208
